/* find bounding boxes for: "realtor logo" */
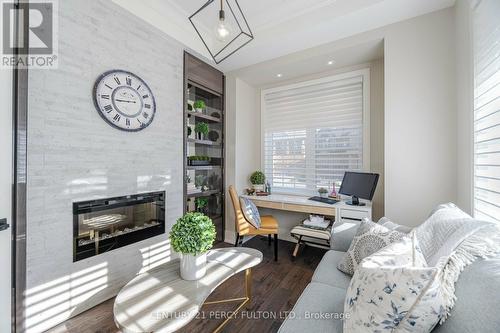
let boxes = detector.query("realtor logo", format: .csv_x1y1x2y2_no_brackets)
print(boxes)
1,0,58,69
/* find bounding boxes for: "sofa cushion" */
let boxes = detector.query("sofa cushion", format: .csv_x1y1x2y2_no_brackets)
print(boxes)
432,253,500,333
344,235,445,333
239,197,261,228
330,219,361,252
278,282,346,333
311,250,351,290
337,219,406,275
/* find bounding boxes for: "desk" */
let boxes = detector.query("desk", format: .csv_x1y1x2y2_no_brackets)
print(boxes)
242,194,371,256
241,194,372,223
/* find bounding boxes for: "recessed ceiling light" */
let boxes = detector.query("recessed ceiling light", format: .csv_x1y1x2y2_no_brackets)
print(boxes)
327,60,335,65
276,73,282,78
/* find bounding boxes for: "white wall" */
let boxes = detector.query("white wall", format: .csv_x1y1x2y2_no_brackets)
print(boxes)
26,1,185,331
224,77,260,243
227,8,458,228
383,8,457,226
455,0,473,214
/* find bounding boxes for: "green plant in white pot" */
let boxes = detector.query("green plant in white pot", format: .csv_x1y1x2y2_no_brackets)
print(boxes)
250,171,266,192
169,212,216,280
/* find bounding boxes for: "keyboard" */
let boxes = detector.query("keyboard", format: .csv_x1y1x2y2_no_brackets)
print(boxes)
308,196,339,205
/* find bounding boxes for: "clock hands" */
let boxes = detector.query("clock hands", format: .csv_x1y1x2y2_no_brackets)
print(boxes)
115,99,137,104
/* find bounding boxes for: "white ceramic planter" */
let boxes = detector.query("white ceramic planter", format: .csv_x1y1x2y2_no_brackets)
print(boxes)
253,184,265,192
195,108,204,113
180,252,207,280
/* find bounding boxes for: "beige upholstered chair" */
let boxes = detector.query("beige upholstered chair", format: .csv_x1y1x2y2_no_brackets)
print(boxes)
228,185,279,261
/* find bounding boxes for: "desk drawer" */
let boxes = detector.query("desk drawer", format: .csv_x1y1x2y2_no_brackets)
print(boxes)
339,208,370,221
283,203,334,216
252,200,282,210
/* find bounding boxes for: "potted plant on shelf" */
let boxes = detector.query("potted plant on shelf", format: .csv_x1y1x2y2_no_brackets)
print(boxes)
195,197,209,214
250,171,266,192
169,212,216,280
188,155,211,166
193,100,206,113
195,122,209,140
318,187,328,198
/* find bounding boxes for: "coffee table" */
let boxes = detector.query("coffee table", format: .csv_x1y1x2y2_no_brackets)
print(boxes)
113,247,263,333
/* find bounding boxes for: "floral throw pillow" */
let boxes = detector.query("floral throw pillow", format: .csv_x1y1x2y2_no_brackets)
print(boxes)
239,197,261,229
343,234,445,333
337,218,406,275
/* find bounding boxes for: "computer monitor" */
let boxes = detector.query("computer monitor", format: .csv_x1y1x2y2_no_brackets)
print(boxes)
339,172,379,206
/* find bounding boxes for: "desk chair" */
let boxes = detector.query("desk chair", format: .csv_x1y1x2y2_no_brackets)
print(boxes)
229,185,279,261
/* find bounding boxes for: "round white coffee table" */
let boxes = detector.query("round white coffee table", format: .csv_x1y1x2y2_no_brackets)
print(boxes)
113,247,263,333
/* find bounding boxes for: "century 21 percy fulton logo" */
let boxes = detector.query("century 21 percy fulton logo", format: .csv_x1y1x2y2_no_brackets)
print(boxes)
1,0,58,69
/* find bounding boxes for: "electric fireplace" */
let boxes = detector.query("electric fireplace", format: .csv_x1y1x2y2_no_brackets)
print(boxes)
73,191,165,261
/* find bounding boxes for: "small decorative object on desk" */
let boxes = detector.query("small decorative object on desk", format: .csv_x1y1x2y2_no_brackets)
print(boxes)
193,100,206,113
169,212,216,280
250,171,266,192
329,181,337,198
318,187,328,198
246,188,256,196
266,181,271,194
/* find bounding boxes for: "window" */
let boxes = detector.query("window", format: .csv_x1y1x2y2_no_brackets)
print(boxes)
262,70,370,195
473,0,500,222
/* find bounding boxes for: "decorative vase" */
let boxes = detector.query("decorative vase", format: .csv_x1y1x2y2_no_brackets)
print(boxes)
253,184,265,192
180,252,207,280
195,108,203,113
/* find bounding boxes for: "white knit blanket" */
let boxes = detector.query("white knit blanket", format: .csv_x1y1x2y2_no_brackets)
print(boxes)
415,203,500,322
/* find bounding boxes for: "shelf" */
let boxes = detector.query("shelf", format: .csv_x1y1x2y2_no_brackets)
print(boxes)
187,138,221,147
187,190,221,198
187,165,222,171
187,112,222,123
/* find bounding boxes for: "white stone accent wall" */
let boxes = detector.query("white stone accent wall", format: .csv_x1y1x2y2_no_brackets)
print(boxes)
26,1,184,331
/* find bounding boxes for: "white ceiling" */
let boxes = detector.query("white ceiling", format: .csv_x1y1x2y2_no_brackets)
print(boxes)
113,0,455,71
233,39,384,86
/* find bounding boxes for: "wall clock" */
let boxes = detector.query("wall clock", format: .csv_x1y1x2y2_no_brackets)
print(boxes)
93,70,156,131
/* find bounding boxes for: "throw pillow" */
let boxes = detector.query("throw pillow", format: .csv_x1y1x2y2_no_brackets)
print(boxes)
239,197,261,229
344,234,446,333
337,218,406,275
378,217,413,233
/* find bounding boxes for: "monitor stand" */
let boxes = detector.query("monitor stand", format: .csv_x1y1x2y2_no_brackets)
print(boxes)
345,195,366,206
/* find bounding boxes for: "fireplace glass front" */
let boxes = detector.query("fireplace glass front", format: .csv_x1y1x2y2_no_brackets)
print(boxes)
73,191,165,261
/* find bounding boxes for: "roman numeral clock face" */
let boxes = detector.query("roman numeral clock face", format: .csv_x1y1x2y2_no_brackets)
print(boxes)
93,70,156,131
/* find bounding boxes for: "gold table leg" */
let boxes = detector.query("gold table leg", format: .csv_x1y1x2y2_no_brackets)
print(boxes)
203,268,253,333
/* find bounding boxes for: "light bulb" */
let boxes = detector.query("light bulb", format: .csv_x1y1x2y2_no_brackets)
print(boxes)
214,10,232,42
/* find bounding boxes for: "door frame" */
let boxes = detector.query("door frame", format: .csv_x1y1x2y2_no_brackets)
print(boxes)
11,0,29,331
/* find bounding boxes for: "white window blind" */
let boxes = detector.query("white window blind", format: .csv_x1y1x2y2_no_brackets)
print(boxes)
473,0,500,222
262,70,369,195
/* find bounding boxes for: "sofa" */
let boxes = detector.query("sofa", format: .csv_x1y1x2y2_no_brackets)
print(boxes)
278,219,500,333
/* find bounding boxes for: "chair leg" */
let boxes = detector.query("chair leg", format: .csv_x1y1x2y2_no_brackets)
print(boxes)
235,234,240,247
268,234,271,246
274,234,278,261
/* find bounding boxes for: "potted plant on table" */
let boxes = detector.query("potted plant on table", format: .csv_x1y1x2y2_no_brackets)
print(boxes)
195,122,209,140
169,212,216,280
193,100,206,113
250,171,266,192
318,187,328,198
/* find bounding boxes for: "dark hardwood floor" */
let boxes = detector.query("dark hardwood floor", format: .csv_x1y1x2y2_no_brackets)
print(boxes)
47,236,326,333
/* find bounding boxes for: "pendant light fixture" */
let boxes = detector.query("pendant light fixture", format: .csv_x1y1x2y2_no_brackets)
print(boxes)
189,0,254,64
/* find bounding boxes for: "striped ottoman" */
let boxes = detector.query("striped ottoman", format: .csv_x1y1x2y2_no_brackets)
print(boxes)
290,223,332,258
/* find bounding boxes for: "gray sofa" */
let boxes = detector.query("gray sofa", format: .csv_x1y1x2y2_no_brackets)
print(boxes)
278,220,500,333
